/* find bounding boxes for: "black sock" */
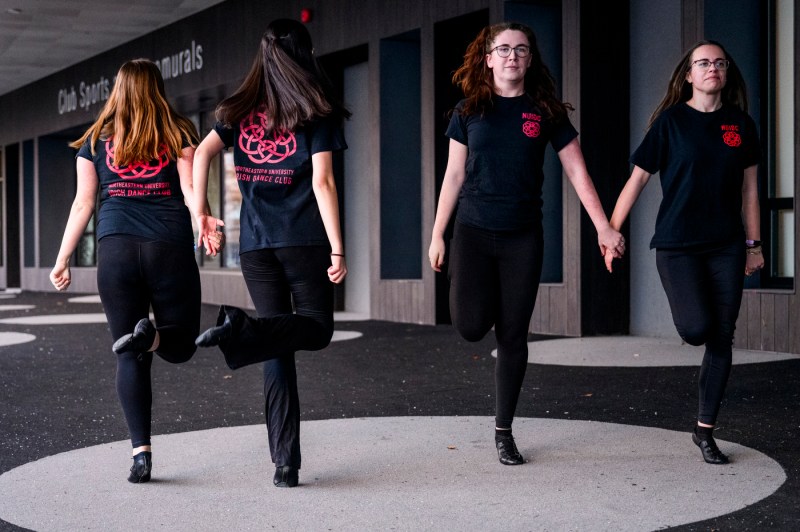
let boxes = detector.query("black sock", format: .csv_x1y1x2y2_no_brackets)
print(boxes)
694,424,714,441
495,428,513,441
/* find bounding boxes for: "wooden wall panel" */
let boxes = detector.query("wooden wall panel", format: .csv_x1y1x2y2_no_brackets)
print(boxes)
774,295,790,353
760,293,775,352
790,289,800,355
746,293,762,350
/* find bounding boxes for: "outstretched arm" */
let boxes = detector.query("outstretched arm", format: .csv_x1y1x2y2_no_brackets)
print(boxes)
603,164,652,272
311,151,347,284
741,164,763,276
557,138,625,257
50,157,99,291
428,139,468,272
191,131,226,256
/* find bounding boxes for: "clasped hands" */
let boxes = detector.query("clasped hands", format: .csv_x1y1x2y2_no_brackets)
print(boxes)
196,214,226,257
599,227,625,273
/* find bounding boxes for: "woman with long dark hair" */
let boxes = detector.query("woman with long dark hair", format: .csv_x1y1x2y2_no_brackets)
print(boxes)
192,19,349,488
428,22,624,466
50,59,220,483
605,40,762,464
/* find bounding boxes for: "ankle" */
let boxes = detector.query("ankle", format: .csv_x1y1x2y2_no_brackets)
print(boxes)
149,331,160,352
132,445,151,456
694,424,714,441
495,427,513,440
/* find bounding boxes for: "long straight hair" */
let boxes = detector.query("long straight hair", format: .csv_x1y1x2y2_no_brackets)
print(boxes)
215,18,350,131
452,22,572,119
648,40,748,129
71,59,198,166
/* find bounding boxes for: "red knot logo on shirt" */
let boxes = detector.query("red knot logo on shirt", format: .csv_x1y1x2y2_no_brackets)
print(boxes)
521,112,542,138
105,139,169,179
239,110,297,164
721,125,742,147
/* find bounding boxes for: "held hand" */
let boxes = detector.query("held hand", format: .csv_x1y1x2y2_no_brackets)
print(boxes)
328,255,347,284
744,250,765,276
50,261,71,291
597,226,625,258
603,248,617,273
196,214,226,257
428,236,446,272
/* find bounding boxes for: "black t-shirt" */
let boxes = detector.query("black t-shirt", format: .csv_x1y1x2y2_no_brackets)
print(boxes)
631,103,760,249
77,138,194,247
446,95,578,231
215,111,347,252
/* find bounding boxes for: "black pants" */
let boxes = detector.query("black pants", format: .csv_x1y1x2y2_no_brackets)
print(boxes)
656,241,745,425
234,246,334,469
97,235,200,448
449,221,543,429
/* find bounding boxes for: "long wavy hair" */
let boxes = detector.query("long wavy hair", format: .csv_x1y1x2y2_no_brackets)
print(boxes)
648,40,748,129
215,18,350,131
70,59,198,166
452,22,572,119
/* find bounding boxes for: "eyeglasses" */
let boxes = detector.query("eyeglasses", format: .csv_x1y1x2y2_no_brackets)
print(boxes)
690,59,730,71
490,45,530,58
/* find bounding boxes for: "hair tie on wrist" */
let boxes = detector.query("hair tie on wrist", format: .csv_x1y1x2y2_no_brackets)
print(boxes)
745,239,762,248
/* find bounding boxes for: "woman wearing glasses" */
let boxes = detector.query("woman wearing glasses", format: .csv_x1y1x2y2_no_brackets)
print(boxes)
429,22,623,466
605,41,762,464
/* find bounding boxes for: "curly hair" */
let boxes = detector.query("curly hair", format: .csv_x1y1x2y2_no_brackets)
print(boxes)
452,22,572,119
648,40,748,129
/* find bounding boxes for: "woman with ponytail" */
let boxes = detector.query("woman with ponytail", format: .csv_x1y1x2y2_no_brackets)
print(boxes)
192,19,349,488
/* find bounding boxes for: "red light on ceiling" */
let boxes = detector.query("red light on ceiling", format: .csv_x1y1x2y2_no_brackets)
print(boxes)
300,8,313,23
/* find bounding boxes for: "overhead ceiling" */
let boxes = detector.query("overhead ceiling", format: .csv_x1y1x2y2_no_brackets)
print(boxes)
0,0,227,97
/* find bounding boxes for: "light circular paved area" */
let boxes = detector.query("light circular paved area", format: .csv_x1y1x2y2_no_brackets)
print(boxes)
491,336,800,367
0,332,36,347
0,304,33,311
67,295,102,304
0,312,362,343
331,330,362,342
0,417,785,531
0,313,109,325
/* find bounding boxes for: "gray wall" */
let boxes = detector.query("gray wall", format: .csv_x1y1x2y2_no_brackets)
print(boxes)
628,0,682,337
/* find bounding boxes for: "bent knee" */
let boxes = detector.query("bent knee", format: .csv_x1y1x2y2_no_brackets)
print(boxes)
678,326,710,347
454,322,492,343
157,342,197,364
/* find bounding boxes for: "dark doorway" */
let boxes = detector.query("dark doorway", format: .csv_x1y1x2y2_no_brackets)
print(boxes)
433,9,489,324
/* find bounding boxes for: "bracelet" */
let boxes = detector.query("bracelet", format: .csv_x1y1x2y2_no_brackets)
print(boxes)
746,246,762,255
745,239,762,248
330,253,344,257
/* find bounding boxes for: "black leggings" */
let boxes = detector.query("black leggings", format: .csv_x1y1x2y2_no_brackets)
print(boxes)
238,246,334,469
448,221,543,429
97,235,200,447
656,241,745,425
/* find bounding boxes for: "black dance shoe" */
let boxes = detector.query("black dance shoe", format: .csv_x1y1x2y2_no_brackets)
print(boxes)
692,433,729,465
128,451,152,483
495,433,525,465
273,465,299,488
195,313,234,347
113,319,157,354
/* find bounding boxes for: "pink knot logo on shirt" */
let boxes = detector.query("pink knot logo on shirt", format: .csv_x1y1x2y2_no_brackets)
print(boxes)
721,125,742,147
521,112,542,138
105,139,169,179
239,110,297,164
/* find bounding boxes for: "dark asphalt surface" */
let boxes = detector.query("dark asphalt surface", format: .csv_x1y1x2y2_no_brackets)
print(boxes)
0,290,798,531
